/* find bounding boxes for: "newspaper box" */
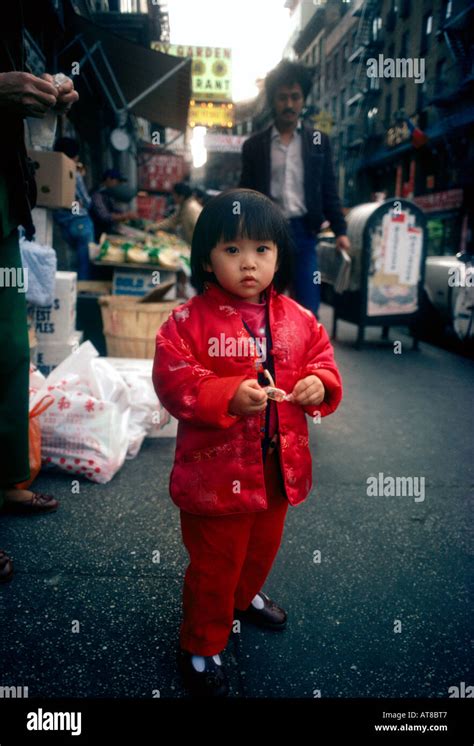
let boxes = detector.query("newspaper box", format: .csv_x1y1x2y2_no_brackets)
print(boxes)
331,199,427,349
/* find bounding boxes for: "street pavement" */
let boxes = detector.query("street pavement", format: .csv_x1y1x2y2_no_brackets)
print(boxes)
1,305,473,699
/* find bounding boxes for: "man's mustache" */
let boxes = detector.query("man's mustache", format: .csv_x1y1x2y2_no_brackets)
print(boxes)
283,109,295,115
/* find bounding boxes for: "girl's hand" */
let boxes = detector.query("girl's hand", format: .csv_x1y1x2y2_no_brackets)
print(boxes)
290,375,325,407
228,379,268,416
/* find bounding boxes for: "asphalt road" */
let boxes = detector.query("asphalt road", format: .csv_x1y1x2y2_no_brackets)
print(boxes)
1,305,473,699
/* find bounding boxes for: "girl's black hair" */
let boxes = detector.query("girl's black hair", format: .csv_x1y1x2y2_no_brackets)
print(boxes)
190,188,293,295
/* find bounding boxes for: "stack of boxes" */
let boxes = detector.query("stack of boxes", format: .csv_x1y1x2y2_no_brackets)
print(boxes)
25,148,81,375
29,271,83,376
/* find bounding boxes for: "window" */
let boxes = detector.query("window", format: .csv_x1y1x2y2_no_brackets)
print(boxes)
421,13,432,52
372,16,382,40
400,30,409,58
340,89,345,119
385,93,392,124
435,59,446,94
398,85,405,109
367,107,378,133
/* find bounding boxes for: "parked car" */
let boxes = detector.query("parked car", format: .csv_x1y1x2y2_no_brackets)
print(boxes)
421,253,474,346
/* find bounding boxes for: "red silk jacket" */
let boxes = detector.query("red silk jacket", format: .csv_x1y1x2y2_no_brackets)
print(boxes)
152,281,343,516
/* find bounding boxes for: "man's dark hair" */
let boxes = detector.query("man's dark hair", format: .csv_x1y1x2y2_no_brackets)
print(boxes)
54,137,80,159
173,182,192,199
190,188,293,295
264,59,313,107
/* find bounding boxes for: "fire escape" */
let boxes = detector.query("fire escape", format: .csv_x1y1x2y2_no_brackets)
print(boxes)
345,0,384,202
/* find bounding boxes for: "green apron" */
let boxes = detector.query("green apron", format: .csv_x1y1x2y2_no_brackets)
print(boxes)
0,172,31,503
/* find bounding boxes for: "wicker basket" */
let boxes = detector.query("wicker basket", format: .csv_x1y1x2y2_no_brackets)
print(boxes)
99,295,180,359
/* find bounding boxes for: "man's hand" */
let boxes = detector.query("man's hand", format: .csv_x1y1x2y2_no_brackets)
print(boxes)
228,379,268,416
335,234,351,253
41,74,79,113
0,71,58,117
290,375,325,407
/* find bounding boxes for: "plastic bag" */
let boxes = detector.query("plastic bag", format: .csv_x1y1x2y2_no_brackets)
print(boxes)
19,236,57,306
34,342,131,484
15,394,55,489
105,358,171,457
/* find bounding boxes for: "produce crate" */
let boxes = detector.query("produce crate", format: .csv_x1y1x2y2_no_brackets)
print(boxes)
99,295,179,359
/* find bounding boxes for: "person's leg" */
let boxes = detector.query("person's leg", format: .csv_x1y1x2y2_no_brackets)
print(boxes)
234,447,289,611
71,217,94,280
0,229,31,498
288,217,320,316
179,509,254,657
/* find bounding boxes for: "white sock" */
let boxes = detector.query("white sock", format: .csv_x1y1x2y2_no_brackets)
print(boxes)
191,654,222,672
251,593,265,610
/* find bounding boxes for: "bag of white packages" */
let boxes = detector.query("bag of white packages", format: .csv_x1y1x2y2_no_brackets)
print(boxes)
105,358,171,457
33,341,131,483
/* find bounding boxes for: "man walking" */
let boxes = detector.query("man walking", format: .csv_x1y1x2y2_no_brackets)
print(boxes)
239,60,350,316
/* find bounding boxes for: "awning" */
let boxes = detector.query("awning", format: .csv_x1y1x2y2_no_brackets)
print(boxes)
60,13,191,130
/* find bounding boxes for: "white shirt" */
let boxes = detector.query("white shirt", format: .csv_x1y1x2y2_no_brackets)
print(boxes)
270,120,307,219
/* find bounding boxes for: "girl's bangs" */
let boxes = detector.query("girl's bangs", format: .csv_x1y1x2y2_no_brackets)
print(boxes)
214,206,284,246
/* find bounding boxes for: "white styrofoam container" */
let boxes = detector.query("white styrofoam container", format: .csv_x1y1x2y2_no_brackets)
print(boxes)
29,271,77,342
36,330,83,376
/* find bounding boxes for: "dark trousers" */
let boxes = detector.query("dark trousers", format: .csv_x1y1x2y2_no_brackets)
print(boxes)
0,229,30,504
288,215,320,316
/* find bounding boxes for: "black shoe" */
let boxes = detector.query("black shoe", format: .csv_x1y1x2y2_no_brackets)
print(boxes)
177,648,229,698
235,591,287,630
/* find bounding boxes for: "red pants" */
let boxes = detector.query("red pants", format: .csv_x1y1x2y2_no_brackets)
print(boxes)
179,445,289,656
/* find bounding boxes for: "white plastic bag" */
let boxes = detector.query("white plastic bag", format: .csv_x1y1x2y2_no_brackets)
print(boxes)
35,342,131,483
19,236,57,306
105,358,171,457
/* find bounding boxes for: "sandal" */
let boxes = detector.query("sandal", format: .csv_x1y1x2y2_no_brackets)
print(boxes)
2,492,59,514
0,549,14,583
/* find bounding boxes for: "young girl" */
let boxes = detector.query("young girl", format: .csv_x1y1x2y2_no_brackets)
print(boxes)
152,188,343,697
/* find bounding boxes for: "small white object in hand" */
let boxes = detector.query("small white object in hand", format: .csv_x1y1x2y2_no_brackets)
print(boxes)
263,369,293,402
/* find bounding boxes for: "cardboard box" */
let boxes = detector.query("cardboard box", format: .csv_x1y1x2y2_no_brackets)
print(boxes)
28,150,76,209
112,269,177,298
36,330,83,376
31,207,54,246
29,271,77,342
